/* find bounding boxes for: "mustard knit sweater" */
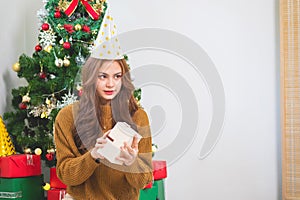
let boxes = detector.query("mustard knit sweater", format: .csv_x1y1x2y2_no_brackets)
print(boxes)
54,103,153,200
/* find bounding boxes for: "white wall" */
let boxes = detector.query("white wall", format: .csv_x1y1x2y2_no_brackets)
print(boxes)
0,0,280,199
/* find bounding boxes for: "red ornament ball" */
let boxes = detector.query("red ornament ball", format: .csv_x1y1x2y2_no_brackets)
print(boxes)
78,89,83,97
19,102,27,110
39,72,47,79
41,23,50,31
54,11,61,18
63,42,71,49
35,44,42,52
46,153,54,161
82,25,90,33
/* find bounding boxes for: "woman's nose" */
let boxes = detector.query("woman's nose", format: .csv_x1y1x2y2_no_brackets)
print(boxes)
106,78,114,87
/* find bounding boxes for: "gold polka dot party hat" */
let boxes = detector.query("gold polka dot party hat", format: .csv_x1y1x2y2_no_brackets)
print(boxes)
90,3,123,60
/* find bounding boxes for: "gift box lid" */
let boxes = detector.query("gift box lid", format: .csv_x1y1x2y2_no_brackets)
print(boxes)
0,154,41,178
152,160,167,180
50,167,67,189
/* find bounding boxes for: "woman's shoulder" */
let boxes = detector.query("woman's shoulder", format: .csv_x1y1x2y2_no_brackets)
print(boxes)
132,107,150,127
55,102,78,123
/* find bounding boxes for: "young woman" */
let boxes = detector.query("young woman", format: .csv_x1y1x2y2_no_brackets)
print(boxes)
54,57,153,200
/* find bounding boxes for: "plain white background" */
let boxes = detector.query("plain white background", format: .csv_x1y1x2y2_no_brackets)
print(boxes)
0,0,280,199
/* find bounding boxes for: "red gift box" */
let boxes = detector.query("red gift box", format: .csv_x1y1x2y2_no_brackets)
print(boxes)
50,167,67,189
144,180,153,189
152,160,167,180
47,188,66,200
0,154,41,178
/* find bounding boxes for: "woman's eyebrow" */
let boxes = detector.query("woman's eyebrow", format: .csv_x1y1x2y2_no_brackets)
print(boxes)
98,71,122,75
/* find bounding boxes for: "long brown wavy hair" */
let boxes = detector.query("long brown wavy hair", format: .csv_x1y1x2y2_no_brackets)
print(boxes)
73,57,139,153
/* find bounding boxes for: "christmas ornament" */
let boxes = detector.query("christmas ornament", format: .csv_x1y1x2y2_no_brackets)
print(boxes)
76,85,83,96
55,58,64,67
63,57,70,67
49,74,56,79
39,30,57,47
35,44,42,52
0,116,16,157
39,72,47,79
22,93,31,103
19,102,27,110
12,62,21,72
43,183,51,191
75,24,82,31
24,148,32,154
44,45,52,53
41,23,50,31
54,11,61,18
82,25,90,33
75,51,85,65
56,92,78,109
78,89,83,97
59,39,64,44
47,148,55,154
34,148,42,155
63,42,71,49
46,153,54,161
37,8,48,22
152,144,158,157
64,24,74,34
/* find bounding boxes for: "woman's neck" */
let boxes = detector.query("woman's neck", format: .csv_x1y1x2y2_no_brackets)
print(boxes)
99,97,111,106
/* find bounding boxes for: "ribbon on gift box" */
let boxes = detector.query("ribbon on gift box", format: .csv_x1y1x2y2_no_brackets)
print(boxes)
26,154,33,166
59,190,66,200
0,191,22,198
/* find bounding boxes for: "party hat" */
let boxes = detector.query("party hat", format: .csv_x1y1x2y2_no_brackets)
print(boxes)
0,116,16,157
91,3,123,60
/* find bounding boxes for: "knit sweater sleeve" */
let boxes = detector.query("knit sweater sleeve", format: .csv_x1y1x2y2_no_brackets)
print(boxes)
54,104,99,186
124,108,153,189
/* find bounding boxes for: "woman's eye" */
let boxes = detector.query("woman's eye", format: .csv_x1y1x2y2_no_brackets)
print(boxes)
114,74,122,79
98,74,106,79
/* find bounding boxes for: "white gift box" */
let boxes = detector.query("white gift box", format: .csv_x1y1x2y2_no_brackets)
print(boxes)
97,122,142,165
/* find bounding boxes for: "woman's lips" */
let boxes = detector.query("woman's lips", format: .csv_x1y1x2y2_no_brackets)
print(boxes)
104,90,114,95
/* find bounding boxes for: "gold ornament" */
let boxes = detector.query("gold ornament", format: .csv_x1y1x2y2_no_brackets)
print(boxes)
55,58,64,67
63,58,70,67
43,183,51,191
34,148,42,155
75,24,82,31
44,45,52,53
22,93,31,103
12,62,21,72
47,148,55,154
24,148,32,154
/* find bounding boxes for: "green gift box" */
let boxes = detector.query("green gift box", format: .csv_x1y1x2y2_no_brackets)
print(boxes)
139,184,158,200
154,179,165,200
0,175,43,200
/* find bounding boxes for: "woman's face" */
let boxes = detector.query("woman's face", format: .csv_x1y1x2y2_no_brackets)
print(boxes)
96,60,122,100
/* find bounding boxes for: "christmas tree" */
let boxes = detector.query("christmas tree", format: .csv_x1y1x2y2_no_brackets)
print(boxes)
0,115,16,157
3,0,108,167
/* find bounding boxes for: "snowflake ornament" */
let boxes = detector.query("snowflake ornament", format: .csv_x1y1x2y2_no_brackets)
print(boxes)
37,8,48,22
56,92,78,109
39,30,57,47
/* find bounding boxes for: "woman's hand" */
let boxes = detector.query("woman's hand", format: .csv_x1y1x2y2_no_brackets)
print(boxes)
116,135,139,166
90,131,110,160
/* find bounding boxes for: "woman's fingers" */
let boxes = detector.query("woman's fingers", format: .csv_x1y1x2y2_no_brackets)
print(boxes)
131,135,139,149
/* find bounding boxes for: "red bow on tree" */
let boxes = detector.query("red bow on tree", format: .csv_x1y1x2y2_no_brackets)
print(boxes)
65,0,100,20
